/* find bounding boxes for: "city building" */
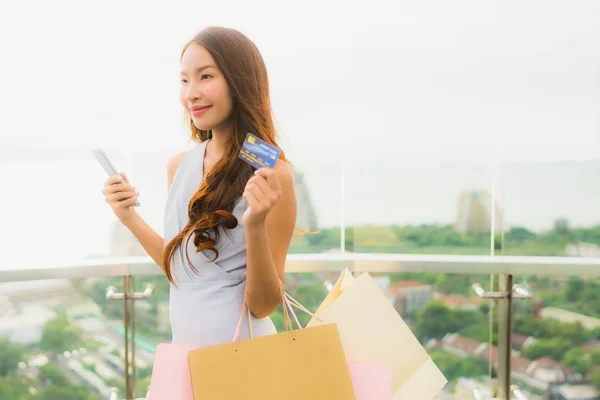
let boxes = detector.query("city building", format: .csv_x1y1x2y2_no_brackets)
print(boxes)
386,280,433,318
0,300,57,345
511,333,537,352
454,190,503,235
292,170,319,233
438,294,481,310
439,333,488,358
0,279,75,304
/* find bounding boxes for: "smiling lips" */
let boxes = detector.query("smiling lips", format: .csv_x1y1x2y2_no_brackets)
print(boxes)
191,105,212,116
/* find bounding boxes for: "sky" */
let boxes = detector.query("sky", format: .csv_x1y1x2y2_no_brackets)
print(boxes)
0,0,598,267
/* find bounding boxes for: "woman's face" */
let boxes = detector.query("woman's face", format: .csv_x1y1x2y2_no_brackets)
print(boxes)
180,42,233,131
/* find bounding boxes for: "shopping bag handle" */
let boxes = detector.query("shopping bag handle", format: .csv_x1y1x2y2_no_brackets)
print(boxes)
232,288,296,346
284,292,324,325
232,286,324,349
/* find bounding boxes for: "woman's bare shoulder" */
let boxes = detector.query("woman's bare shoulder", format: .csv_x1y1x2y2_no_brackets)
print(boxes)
167,151,187,189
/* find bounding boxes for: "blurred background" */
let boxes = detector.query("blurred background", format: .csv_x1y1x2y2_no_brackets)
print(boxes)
0,0,598,399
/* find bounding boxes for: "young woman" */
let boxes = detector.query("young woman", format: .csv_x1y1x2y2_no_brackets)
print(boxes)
101,26,297,348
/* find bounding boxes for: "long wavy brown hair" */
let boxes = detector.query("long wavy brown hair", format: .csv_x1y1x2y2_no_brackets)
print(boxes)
163,26,288,283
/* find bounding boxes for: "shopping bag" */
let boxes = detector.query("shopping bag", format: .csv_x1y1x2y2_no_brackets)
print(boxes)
286,295,392,400
147,342,194,400
308,270,447,400
313,267,355,317
187,290,356,400
348,362,392,400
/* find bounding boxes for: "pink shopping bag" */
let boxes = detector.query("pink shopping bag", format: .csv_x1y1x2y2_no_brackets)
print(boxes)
348,362,392,400
148,343,194,400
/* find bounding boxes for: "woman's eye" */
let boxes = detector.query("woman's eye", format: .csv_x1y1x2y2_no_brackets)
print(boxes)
201,74,212,80
181,79,188,84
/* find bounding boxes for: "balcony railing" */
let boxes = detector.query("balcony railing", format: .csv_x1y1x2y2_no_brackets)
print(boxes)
2,253,600,400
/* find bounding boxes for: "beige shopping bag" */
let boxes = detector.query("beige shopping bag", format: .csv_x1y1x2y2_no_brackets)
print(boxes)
308,270,447,400
188,289,356,400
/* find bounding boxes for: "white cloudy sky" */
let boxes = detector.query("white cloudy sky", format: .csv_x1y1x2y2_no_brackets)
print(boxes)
0,0,598,267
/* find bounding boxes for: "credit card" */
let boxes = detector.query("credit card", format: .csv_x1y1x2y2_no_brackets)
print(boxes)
238,132,281,169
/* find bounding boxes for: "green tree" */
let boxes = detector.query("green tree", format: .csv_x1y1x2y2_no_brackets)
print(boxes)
590,349,600,366
553,218,571,236
39,364,69,386
514,315,591,345
591,368,600,391
40,314,84,354
429,349,459,380
454,309,480,327
514,315,548,337
562,348,590,375
580,281,600,316
555,321,588,346
0,337,27,376
505,227,536,243
460,323,498,346
0,376,32,400
456,357,489,378
521,338,572,361
414,301,455,341
429,350,488,381
563,277,584,303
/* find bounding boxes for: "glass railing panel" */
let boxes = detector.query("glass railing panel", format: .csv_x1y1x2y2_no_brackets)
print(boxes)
0,277,128,399
500,160,600,258
343,159,494,255
288,163,343,254
130,275,170,399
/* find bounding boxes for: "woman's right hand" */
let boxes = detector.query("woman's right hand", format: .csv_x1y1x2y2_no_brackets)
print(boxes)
101,172,139,222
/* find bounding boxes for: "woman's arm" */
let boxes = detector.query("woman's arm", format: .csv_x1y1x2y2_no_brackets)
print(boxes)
243,161,297,318
122,152,185,271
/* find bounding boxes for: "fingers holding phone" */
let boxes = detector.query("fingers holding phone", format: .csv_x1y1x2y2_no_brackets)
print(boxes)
102,172,139,222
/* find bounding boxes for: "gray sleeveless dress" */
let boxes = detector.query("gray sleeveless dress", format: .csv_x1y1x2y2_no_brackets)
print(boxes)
163,140,277,347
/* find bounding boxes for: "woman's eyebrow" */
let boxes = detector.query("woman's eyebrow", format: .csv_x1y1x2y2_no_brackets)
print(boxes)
180,65,217,76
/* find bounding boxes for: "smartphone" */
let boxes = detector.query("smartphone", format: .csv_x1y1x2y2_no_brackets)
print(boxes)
93,149,140,207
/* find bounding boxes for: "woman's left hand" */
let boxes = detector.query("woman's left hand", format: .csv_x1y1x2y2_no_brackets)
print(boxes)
242,167,282,229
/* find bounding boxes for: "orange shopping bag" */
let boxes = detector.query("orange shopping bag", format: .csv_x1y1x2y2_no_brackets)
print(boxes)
187,288,356,400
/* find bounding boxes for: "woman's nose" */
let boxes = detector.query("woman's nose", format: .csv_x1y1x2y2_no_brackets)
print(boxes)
185,83,202,102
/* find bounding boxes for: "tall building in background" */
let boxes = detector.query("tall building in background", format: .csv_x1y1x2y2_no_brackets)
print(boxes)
386,280,433,318
454,190,503,235
292,170,319,232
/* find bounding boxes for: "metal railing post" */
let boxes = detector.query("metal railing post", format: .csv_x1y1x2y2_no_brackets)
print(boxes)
106,276,155,399
472,277,531,400
497,273,513,400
